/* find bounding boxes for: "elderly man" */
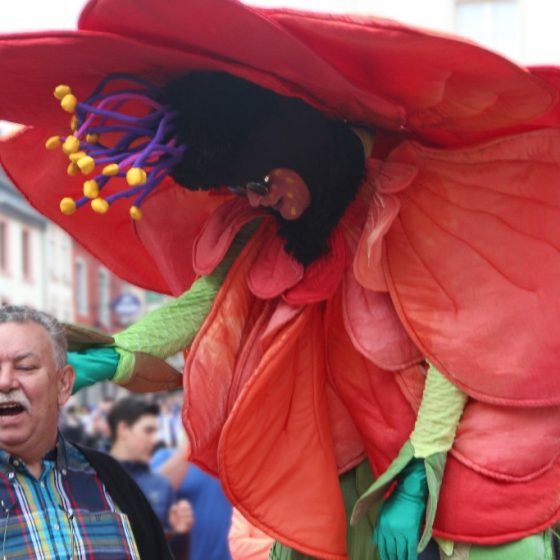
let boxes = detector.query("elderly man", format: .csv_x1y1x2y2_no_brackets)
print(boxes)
0,305,172,559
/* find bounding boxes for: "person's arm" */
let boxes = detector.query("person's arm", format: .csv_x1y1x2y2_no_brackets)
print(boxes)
352,365,468,560
165,499,193,560
156,438,190,492
69,222,257,393
229,508,273,560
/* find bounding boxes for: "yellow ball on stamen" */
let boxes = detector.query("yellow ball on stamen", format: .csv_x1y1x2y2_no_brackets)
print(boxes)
54,85,71,100
61,94,78,113
83,180,99,199
129,206,143,220
91,198,109,214
77,156,95,175
59,197,76,215
62,136,80,155
67,162,79,176
126,168,147,186
68,151,86,163
102,163,119,176
70,115,78,132
86,133,99,143
45,136,61,150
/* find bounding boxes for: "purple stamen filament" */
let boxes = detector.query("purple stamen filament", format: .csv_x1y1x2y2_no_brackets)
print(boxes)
57,74,187,215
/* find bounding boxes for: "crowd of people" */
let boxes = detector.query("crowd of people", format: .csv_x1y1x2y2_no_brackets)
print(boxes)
59,391,256,560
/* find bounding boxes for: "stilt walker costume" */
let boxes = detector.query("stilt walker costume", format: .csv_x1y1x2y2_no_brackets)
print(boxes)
1,1,560,558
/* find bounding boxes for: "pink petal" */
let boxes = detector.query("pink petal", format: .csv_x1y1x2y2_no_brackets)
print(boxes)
193,198,263,275
247,227,304,299
284,227,347,305
343,272,423,370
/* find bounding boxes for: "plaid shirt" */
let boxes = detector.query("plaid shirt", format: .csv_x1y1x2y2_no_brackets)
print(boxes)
0,434,140,559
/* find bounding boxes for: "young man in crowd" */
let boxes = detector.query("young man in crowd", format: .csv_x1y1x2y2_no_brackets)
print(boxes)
109,396,194,559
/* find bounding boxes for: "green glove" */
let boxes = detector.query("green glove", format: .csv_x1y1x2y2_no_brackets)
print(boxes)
69,346,120,393
372,458,428,560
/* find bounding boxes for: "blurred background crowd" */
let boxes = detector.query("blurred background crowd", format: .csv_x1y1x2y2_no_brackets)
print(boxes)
59,390,272,560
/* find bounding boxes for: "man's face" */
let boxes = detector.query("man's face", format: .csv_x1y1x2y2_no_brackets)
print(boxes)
0,322,74,459
119,414,159,463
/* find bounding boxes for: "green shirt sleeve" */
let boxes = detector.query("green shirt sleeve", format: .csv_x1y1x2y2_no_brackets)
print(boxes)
112,222,257,384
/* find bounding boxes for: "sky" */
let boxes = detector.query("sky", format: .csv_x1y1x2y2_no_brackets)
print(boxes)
0,1,86,33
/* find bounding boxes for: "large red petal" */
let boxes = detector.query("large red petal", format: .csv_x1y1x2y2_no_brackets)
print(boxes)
385,129,560,404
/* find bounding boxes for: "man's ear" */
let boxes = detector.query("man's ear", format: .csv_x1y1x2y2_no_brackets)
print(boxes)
58,364,76,407
115,420,130,441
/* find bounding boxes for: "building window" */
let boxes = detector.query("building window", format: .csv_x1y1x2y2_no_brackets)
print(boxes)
75,258,88,316
98,268,110,328
21,229,32,281
0,222,7,273
455,0,519,60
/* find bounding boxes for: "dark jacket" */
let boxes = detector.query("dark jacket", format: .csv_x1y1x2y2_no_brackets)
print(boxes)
77,445,173,560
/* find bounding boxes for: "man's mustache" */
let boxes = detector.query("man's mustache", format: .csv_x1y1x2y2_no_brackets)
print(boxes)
0,391,32,413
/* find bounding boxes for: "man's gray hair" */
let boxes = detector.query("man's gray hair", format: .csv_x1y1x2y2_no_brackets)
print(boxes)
0,305,67,369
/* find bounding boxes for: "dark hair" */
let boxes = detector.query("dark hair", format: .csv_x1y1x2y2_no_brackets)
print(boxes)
107,397,160,442
164,71,366,265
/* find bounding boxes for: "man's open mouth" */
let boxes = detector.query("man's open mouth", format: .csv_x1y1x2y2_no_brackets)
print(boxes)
0,403,25,416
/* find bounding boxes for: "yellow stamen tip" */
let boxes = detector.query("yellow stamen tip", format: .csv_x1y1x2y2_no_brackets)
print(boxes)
68,151,86,163
83,180,99,199
77,156,95,175
59,197,76,215
91,198,109,214
126,167,147,186
67,162,79,176
54,85,72,101
102,163,119,176
290,207,297,217
62,135,80,155
286,191,294,199
60,94,78,114
70,115,78,132
129,206,143,220
45,136,61,150
86,133,99,143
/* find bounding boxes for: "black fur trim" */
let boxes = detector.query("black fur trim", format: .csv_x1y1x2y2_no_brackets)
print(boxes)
164,72,367,265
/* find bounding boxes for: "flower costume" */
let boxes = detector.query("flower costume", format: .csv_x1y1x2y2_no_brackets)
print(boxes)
2,0,560,558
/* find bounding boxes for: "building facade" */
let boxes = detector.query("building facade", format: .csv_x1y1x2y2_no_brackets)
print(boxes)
45,223,74,322
0,168,47,308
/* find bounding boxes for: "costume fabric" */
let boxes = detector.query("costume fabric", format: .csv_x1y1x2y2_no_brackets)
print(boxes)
1,0,560,558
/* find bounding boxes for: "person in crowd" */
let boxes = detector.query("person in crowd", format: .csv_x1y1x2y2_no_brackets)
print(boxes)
59,397,88,445
0,304,172,559
156,393,183,449
86,396,115,452
109,395,193,559
152,430,233,560
228,508,273,560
